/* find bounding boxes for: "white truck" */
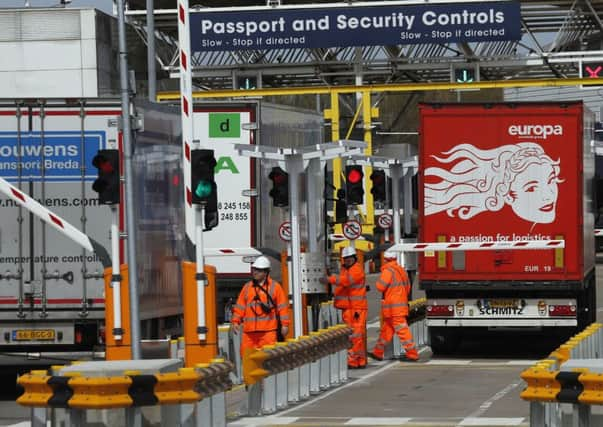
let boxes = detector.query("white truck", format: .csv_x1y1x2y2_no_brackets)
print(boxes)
0,100,122,367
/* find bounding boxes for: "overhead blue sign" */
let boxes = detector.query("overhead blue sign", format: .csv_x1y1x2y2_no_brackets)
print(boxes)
190,1,521,52
0,131,106,182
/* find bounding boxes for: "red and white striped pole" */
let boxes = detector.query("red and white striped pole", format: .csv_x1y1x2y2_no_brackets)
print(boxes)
388,239,565,253
0,177,99,255
177,0,207,342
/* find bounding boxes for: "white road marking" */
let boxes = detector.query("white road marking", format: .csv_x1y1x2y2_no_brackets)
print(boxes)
228,416,299,426
505,360,539,366
459,382,522,425
228,417,526,426
345,417,412,425
459,418,524,426
425,359,472,365
278,360,399,416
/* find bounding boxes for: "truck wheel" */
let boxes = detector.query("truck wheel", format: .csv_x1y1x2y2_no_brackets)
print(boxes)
428,327,461,355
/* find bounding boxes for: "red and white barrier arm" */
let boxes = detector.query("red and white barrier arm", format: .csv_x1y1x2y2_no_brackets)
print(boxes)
0,177,110,267
388,239,564,253
204,248,262,257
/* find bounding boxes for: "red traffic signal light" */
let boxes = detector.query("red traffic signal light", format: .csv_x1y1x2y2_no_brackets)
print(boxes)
345,165,364,205
370,170,387,203
91,149,120,205
268,167,289,207
347,167,363,184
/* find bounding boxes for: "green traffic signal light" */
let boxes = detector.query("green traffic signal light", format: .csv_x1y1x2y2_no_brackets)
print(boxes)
190,148,219,231
191,149,217,204
194,180,213,199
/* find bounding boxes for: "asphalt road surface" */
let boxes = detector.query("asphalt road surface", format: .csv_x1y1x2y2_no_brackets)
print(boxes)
3,262,603,426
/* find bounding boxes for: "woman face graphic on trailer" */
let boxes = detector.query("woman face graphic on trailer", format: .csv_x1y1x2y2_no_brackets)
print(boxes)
424,142,563,225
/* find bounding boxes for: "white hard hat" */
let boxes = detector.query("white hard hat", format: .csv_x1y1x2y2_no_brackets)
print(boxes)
251,256,271,269
342,246,357,258
384,251,397,259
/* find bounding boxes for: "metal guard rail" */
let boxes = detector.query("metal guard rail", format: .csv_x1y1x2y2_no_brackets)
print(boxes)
16,359,234,409
243,324,352,385
520,323,603,426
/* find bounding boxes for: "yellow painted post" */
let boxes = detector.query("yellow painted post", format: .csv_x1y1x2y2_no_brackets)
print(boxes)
325,91,343,238
362,90,374,232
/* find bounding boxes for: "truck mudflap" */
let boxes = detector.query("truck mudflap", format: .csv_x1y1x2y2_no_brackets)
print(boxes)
426,298,578,327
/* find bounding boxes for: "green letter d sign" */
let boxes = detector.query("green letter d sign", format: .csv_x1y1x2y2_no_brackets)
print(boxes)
209,113,241,138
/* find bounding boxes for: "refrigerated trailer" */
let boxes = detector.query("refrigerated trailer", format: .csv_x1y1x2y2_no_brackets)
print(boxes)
418,102,596,353
0,98,324,367
0,100,121,365
0,99,186,367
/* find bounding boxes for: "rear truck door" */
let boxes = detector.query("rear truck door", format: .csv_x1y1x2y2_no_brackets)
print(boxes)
0,102,120,344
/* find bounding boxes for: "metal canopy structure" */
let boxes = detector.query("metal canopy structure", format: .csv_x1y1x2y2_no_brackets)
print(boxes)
125,0,603,89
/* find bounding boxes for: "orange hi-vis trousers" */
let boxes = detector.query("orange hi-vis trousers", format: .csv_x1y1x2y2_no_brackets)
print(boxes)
343,308,367,367
240,330,277,358
371,315,418,360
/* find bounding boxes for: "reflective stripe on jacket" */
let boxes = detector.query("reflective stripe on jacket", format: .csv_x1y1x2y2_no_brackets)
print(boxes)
231,277,290,332
376,260,410,317
328,262,366,310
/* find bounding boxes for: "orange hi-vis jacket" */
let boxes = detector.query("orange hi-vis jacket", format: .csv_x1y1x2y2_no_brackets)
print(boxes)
376,260,411,317
231,277,290,332
328,262,367,310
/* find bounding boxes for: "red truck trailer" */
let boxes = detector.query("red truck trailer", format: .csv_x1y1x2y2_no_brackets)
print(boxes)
418,102,596,353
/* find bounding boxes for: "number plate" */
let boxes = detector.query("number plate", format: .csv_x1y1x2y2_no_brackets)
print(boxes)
12,329,55,341
487,299,520,309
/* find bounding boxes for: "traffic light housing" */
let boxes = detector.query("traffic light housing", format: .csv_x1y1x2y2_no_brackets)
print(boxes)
345,165,364,205
191,149,218,231
335,188,347,223
268,167,289,207
370,170,387,203
92,149,120,205
581,60,603,88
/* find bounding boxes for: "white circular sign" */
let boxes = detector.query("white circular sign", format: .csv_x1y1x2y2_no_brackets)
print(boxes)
342,220,362,240
278,221,291,242
377,213,393,229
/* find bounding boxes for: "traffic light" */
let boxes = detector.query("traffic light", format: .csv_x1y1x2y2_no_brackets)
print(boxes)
345,165,364,205
268,167,289,207
335,189,347,223
452,64,478,84
370,170,387,203
191,149,218,231
92,149,120,205
581,61,603,88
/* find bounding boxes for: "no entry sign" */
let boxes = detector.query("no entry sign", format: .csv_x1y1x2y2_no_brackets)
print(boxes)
343,220,362,240
377,213,393,229
278,221,292,242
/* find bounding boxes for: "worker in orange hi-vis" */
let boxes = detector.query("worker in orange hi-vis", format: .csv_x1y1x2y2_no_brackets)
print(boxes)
231,256,290,357
368,251,419,362
320,246,367,369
